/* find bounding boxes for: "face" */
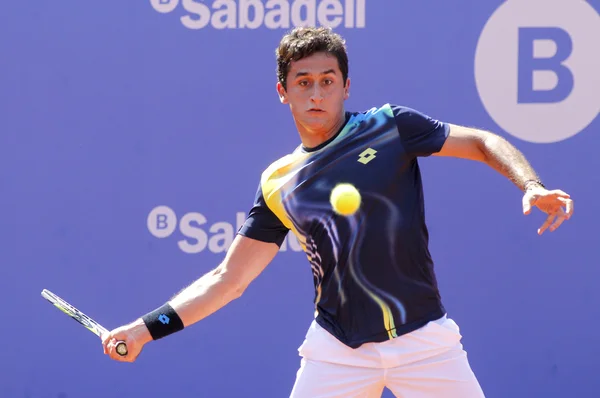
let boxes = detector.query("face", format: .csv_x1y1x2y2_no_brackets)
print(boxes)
277,52,350,137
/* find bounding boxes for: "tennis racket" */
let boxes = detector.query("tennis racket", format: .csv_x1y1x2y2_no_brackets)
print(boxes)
41,289,128,356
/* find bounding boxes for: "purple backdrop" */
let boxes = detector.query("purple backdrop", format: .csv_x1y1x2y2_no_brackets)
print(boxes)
2,1,599,397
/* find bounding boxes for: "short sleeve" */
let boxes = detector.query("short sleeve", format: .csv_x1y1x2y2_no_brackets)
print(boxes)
237,182,290,247
392,105,450,157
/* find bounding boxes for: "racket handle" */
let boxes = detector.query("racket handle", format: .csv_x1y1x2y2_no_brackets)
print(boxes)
115,341,128,356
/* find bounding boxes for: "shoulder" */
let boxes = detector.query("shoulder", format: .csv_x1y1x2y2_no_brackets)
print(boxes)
260,153,295,181
381,104,447,136
259,150,308,191
351,103,432,124
341,104,398,131
386,104,436,124
352,103,395,119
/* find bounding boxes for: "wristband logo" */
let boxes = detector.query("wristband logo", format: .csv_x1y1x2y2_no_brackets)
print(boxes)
149,0,366,30
158,314,171,324
146,205,303,254
474,0,600,143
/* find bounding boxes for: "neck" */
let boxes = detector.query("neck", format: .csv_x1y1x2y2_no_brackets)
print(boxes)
297,111,347,150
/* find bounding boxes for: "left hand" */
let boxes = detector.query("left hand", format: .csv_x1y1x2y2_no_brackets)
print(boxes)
522,186,574,235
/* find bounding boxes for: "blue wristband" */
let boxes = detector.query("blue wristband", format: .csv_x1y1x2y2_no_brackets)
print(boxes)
142,303,185,340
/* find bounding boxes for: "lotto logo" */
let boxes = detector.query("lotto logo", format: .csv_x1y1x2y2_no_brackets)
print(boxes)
149,0,366,30
357,148,377,165
146,205,303,254
158,314,171,325
475,0,600,143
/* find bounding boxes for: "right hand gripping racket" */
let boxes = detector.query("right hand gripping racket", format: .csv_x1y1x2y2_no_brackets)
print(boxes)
41,289,128,356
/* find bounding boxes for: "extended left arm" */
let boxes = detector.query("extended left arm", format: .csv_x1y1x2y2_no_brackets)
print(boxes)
433,124,541,191
434,124,574,234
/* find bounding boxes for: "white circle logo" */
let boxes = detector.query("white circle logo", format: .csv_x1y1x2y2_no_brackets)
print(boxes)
475,0,600,143
150,0,179,14
147,206,177,238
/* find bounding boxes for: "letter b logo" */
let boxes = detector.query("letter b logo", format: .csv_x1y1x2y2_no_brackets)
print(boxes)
517,27,573,104
475,0,600,143
147,206,177,238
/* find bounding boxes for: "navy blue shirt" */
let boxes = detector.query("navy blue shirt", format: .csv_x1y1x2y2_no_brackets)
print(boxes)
238,104,450,349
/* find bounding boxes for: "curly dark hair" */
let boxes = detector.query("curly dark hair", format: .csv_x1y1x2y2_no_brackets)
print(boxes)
276,26,349,90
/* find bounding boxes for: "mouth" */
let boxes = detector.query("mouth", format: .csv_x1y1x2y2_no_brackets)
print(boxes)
307,108,325,113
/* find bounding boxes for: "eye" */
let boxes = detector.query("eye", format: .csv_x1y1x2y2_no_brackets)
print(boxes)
324,79,333,85
299,80,309,87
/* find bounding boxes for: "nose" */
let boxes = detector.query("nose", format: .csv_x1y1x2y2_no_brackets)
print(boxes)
310,85,323,104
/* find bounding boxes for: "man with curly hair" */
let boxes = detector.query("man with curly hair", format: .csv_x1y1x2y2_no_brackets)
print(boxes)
103,27,573,398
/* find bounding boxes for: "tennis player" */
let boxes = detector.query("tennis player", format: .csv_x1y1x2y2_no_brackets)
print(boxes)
102,27,574,397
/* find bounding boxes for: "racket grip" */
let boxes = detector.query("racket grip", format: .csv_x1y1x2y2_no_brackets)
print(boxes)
115,341,128,356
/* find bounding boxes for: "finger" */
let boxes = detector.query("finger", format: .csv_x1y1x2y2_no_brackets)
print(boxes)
107,338,122,360
101,333,110,349
538,213,555,235
548,189,570,198
108,338,133,362
561,198,574,219
101,334,110,354
549,210,567,232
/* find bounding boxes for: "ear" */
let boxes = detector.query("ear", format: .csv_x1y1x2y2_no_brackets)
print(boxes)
344,78,351,100
276,82,288,104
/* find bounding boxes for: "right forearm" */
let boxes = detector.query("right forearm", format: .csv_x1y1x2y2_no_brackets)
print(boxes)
127,267,244,346
167,267,244,327
110,236,277,357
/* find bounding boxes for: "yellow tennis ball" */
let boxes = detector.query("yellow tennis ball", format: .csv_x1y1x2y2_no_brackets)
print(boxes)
330,183,361,216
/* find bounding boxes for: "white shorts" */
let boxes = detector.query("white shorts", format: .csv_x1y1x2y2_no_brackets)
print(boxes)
290,315,485,398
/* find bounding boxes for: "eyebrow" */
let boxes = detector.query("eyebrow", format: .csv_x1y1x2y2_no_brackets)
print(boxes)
294,69,336,78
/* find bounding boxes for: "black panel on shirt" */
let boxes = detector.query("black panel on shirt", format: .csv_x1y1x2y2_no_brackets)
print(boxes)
237,182,289,246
